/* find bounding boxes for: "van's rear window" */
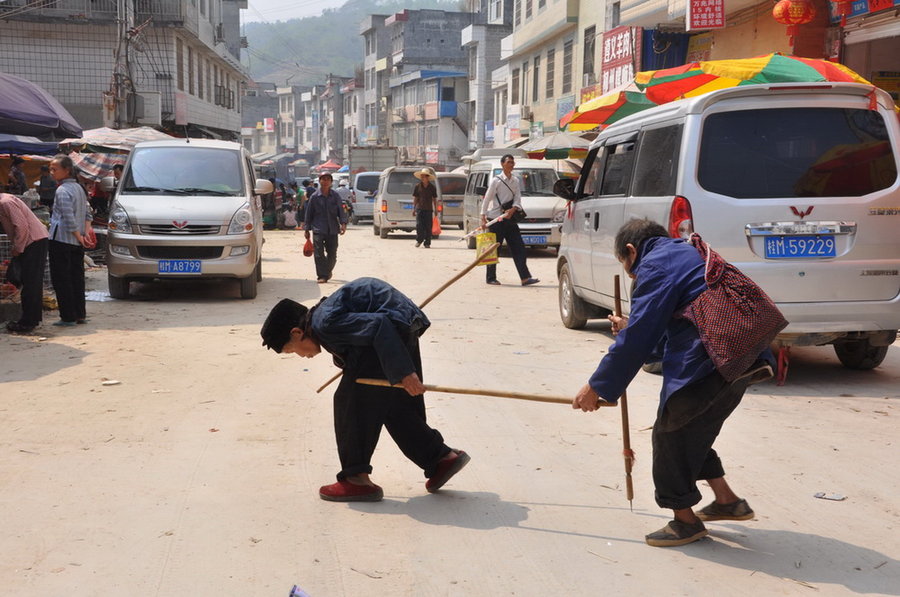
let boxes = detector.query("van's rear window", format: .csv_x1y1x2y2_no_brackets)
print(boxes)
355,175,379,193
698,108,897,198
125,147,243,195
438,177,466,195
387,172,419,194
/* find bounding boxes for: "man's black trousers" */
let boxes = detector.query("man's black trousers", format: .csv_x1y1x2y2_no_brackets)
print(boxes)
16,238,48,327
415,209,433,246
332,335,450,481
485,219,531,282
652,371,750,510
312,232,338,281
48,239,86,323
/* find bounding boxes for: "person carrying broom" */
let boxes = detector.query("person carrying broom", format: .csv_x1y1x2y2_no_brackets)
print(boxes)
260,277,470,502
572,219,774,547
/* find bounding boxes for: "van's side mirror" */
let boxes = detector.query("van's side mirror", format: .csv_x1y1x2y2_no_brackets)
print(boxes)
474,185,487,196
553,178,576,201
255,179,274,195
101,176,117,193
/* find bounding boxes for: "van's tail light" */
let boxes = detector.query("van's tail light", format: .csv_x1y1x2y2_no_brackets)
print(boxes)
668,195,694,239
351,191,357,204
380,199,387,213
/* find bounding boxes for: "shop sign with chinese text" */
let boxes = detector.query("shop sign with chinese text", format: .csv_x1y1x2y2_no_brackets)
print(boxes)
600,27,643,93
686,0,725,32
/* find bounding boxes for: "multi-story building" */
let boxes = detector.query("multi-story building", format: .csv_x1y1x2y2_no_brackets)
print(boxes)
386,9,473,169
461,0,513,150
360,14,393,146
276,85,307,153
0,0,250,138
341,77,365,156
240,82,278,155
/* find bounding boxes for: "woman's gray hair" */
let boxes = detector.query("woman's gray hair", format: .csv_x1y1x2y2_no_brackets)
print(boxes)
614,218,669,260
51,154,76,177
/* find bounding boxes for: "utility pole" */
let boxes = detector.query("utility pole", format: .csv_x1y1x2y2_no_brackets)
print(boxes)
103,0,136,128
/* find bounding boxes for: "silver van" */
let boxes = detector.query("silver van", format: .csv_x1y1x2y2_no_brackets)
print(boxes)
437,172,466,229
350,171,380,224
105,139,273,299
554,82,900,369
374,166,441,239
463,155,565,249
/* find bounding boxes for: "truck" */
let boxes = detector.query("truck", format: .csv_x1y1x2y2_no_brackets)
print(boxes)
347,146,398,177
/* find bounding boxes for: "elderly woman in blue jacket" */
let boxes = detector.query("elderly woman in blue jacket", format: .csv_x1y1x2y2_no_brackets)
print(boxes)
261,277,469,502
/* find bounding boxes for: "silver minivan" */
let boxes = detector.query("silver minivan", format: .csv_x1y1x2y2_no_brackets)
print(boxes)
374,166,440,239
105,139,273,299
437,172,466,229
351,171,380,224
554,82,900,369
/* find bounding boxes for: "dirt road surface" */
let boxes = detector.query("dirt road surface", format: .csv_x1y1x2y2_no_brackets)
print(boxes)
2,226,898,596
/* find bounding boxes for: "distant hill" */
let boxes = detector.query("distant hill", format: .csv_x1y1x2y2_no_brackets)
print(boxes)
242,0,464,86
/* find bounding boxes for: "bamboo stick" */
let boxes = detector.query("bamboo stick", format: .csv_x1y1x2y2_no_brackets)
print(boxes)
614,274,635,511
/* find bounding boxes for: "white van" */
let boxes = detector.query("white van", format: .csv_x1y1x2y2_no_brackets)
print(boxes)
554,82,900,369
374,166,441,239
437,172,467,229
463,153,565,249
351,170,380,224
105,139,273,299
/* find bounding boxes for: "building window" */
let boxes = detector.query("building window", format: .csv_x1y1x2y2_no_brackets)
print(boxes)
533,55,540,102
206,60,212,102
538,0,545,8
489,0,502,21
525,0,532,20
562,40,573,94
511,68,520,105
197,57,203,100
610,1,621,28
176,38,184,91
469,48,477,81
583,26,596,84
188,47,194,95
514,0,521,27
546,48,555,98
522,61,529,106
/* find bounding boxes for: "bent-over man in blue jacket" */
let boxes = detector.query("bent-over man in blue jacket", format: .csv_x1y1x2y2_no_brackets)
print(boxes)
573,219,771,547
261,277,469,502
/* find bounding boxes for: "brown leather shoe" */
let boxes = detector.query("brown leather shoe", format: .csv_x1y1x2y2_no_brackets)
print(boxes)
319,480,383,502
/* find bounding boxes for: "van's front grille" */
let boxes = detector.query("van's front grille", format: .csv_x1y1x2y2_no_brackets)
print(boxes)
137,246,224,259
140,224,221,235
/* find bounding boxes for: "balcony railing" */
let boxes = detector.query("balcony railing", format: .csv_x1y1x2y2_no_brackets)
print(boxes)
0,0,184,23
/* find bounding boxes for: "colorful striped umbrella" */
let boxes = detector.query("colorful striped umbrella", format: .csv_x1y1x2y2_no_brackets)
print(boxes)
520,132,590,160
559,85,657,131
635,53,872,105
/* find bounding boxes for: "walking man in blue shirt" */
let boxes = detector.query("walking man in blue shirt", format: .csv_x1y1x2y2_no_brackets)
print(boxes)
573,219,770,547
303,172,347,283
261,277,470,502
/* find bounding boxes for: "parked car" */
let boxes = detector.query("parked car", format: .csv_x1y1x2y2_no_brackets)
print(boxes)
103,139,273,300
437,172,466,229
351,171,380,224
553,82,900,369
462,152,565,249
374,166,441,238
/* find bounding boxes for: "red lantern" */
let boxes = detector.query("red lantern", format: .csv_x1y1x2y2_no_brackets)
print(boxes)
830,0,853,26
773,0,817,45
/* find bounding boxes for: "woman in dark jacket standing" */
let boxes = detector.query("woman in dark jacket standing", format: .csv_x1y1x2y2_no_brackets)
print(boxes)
47,155,91,326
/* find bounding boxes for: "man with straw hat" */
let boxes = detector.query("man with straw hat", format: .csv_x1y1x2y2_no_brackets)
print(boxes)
412,168,438,248
260,277,470,502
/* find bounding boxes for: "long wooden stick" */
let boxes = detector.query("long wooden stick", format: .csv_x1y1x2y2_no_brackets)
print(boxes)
614,274,635,511
315,243,501,394
356,378,616,407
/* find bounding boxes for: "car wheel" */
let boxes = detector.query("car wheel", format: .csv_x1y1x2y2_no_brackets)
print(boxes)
458,223,464,230
380,226,389,239
108,273,130,300
240,264,259,299
833,339,889,370
256,258,262,282
466,234,476,250
373,222,380,236
558,263,588,329
351,215,359,225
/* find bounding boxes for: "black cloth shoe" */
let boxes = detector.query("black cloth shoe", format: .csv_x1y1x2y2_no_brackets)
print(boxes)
6,321,36,334
697,498,755,521
645,519,708,547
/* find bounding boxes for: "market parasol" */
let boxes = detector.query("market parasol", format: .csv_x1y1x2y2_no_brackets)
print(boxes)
0,72,82,138
635,53,872,105
559,83,657,131
520,131,590,160
315,159,342,172
59,126,174,153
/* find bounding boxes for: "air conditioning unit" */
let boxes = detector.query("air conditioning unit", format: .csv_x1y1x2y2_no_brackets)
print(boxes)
399,147,409,160
520,106,532,121
393,107,405,119
133,91,161,126
416,104,425,118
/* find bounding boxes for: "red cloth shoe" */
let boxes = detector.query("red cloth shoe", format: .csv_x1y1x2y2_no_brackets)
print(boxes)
426,450,471,493
319,480,384,502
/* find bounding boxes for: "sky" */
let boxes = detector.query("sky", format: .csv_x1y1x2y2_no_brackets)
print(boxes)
241,0,349,24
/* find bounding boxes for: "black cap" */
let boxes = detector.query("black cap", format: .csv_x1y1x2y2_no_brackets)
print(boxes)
261,298,308,353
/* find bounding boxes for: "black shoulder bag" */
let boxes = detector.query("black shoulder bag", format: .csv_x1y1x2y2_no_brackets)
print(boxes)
495,176,527,223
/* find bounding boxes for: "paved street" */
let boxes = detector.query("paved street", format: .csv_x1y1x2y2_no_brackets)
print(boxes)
1,224,898,596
